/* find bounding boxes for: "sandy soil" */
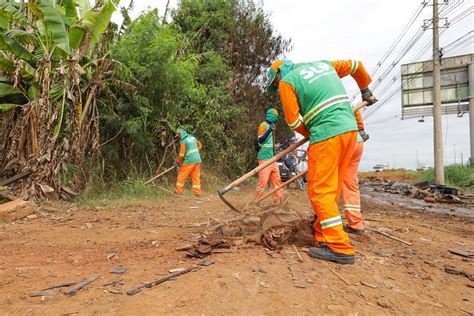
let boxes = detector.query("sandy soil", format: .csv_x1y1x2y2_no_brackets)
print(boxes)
0,184,473,315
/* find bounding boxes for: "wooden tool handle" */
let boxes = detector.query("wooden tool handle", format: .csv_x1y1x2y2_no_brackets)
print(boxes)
218,137,308,195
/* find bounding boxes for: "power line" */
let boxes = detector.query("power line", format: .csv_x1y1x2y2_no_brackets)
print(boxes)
443,30,473,49
362,5,472,120
364,26,472,121
362,0,468,107
370,3,426,78
448,6,473,26
350,2,428,101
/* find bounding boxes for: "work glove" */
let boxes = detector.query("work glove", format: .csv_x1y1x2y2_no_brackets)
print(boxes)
174,162,181,171
270,123,276,131
359,129,369,142
361,88,378,105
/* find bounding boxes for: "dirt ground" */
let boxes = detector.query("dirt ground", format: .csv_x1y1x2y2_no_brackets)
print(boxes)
0,184,473,315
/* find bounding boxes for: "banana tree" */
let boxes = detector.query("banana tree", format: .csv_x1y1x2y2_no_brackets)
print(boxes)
0,0,127,201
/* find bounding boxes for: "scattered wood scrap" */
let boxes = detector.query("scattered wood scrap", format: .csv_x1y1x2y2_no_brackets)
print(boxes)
323,263,351,285
0,172,31,186
64,274,100,296
367,228,413,246
29,290,57,297
41,280,76,291
293,244,304,262
288,266,307,288
0,199,36,222
127,266,200,295
448,249,474,258
444,265,474,281
103,279,123,287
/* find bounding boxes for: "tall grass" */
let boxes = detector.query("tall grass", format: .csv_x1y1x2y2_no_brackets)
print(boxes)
74,164,230,206
75,178,168,206
418,164,474,191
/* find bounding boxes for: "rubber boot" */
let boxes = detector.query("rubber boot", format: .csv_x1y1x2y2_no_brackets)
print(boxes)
343,224,366,235
308,245,355,265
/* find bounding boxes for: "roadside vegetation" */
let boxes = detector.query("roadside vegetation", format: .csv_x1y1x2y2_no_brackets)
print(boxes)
0,0,291,202
361,164,474,191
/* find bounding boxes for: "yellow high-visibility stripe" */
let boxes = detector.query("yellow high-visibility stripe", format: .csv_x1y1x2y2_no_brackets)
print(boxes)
343,204,360,209
303,94,349,125
320,215,342,229
176,182,185,187
288,115,303,130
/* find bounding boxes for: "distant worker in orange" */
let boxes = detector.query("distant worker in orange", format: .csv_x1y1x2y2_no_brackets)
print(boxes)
175,128,203,197
255,108,283,203
266,59,377,264
341,110,369,235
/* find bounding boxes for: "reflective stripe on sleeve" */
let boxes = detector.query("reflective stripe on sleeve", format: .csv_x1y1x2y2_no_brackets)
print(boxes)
288,114,303,130
350,60,359,74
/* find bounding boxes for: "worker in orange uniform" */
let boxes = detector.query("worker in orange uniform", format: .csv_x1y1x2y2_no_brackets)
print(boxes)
341,110,369,235
175,128,203,197
266,59,377,264
255,108,283,203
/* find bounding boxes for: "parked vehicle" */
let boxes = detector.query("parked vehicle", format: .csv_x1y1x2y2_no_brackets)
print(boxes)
277,149,307,191
373,164,386,172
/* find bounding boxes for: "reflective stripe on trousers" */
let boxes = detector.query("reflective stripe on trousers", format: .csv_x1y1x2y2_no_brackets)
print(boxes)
307,131,357,255
175,163,202,196
341,141,365,230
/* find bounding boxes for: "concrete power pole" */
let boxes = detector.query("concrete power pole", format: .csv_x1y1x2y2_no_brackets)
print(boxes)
432,0,445,184
469,63,474,167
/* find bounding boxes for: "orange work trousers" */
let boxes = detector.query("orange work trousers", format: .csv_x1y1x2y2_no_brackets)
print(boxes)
175,163,201,196
341,142,365,230
307,131,357,255
255,160,283,202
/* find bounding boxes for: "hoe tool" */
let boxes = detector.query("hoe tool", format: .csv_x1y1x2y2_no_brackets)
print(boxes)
217,100,369,212
218,137,308,212
255,169,308,205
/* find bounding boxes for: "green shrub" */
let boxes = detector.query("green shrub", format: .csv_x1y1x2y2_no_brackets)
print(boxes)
418,165,474,191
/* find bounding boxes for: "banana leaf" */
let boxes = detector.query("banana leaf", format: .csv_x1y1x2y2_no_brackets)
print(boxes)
0,103,24,111
0,33,34,62
36,0,71,55
0,82,23,98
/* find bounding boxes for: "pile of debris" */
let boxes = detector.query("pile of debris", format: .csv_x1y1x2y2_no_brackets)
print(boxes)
362,177,466,204
176,206,317,257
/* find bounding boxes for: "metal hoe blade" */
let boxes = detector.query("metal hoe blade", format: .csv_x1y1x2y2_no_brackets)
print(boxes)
218,189,242,213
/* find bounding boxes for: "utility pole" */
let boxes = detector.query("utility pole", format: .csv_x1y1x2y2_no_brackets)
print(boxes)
469,63,474,167
432,0,445,184
461,151,464,166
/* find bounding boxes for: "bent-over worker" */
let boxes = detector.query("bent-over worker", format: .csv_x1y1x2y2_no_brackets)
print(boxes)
266,59,377,264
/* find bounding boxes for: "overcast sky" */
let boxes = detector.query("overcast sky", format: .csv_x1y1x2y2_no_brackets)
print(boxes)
112,0,473,171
